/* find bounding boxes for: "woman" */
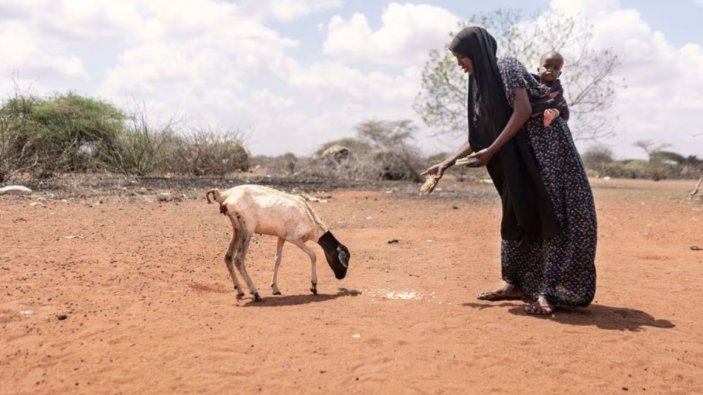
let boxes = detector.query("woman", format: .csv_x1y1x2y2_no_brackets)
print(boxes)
422,26,596,315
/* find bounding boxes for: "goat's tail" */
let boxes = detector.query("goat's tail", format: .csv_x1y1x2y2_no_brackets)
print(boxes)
206,188,229,215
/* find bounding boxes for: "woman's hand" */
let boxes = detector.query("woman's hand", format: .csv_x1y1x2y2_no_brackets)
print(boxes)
421,141,471,179
466,148,495,168
421,161,453,180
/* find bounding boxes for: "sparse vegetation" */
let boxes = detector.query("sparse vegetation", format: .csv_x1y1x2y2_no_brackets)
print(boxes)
1,90,699,186
160,129,249,177
579,143,702,181
0,91,249,181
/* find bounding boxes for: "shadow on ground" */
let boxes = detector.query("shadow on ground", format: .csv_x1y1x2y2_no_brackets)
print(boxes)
243,288,361,307
464,301,675,331
463,302,524,310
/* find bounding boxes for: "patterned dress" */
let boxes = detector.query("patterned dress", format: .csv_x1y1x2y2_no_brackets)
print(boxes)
496,57,597,307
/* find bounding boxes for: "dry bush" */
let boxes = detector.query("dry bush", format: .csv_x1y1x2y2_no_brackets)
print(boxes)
160,129,249,176
251,153,299,176
298,120,426,182
581,144,615,178
97,113,175,176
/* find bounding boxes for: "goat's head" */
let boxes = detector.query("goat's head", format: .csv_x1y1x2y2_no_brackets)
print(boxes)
318,231,350,279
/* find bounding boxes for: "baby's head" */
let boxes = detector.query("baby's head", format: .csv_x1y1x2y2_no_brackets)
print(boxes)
538,51,564,83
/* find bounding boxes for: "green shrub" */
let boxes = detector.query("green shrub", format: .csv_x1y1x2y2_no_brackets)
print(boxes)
0,94,41,181
0,92,125,177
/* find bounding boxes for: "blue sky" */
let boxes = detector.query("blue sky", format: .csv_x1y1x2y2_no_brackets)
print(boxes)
1,0,702,159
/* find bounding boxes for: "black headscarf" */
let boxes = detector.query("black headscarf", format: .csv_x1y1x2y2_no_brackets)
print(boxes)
450,26,560,243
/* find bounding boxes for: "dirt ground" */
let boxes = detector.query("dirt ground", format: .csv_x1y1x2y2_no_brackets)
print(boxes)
1,176,702,394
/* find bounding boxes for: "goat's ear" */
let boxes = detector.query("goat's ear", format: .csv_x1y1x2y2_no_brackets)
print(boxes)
207,190,217,204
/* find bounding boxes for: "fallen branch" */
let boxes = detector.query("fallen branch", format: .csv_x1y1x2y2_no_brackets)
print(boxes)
0,185,32,195
690,176,703,199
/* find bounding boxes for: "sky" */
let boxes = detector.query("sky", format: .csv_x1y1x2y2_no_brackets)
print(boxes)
1,0,702,160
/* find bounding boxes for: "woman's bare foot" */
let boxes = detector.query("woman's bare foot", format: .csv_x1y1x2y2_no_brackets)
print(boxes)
525,295,554,315
477,283,525,301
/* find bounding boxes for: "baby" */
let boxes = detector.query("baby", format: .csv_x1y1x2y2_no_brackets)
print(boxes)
531,51,569,127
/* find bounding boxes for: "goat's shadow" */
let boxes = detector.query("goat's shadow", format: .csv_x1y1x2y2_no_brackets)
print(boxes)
464,302,675,332
242,287,361,307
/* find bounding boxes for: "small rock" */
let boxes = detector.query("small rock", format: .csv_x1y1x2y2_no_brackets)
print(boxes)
387,239,399,244
690,245,702,251
57,314,68,321
157,193,172,202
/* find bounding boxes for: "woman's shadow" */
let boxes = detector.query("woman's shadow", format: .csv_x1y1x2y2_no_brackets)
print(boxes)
464,302,675,331
243,287,361,307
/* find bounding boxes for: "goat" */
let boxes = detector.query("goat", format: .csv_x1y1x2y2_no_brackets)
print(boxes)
206,185,350,302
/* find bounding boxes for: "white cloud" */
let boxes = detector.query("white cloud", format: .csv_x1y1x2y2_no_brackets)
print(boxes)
550,0,620,17
239,0,342,22
0,18,88,81
251,88,294,109
87,1,309,148
323,3,460,65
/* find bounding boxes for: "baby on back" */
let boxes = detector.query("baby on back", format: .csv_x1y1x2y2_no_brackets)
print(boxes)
531,51,569,128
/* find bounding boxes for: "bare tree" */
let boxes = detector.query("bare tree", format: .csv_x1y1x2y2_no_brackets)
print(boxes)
414,9,621,141
633,140,670,159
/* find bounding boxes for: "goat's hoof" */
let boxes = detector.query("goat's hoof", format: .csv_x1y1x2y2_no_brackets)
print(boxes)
253,292,263,302
310,287,318,295
271,284,282,295
236,292,245,300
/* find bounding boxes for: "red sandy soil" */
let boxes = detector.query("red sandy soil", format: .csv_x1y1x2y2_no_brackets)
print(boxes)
1,177,702,394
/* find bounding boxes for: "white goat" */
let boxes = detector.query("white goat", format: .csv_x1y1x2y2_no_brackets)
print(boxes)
206,185,350,302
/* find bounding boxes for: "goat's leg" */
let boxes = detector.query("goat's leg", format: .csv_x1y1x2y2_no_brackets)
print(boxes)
291,240,317,295
233,225,261,302
224,235,245,299
270,237,285,295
